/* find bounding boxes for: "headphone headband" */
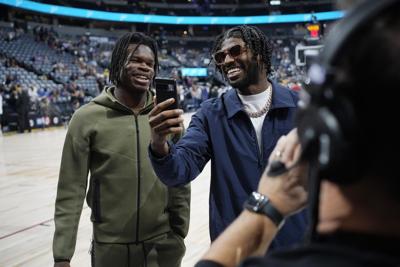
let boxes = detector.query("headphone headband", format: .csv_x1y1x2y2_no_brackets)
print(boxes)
323,0,399,66
298,0,400,183
299,0,400,243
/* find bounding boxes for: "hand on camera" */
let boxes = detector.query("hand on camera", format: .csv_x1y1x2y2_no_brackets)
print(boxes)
258,129,308,217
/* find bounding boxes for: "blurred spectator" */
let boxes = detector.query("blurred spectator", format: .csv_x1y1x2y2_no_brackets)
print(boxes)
0,87,3,133
13,85,31,133
190,82,202,109
201,84,209,102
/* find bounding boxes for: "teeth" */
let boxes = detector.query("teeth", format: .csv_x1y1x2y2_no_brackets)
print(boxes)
136,75,149,80
227,68,240,74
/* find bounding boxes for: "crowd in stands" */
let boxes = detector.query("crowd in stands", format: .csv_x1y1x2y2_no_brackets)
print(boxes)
270,39,305,91
0,24,306,133
171,47,210,67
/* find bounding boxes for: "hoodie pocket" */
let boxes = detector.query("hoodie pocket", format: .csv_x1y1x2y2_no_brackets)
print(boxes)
92,179,102,223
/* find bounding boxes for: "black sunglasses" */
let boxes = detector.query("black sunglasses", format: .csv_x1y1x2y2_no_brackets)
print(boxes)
213,45,247,65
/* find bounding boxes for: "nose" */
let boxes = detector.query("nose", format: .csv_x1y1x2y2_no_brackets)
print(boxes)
138,62,153,73
222,52,235,65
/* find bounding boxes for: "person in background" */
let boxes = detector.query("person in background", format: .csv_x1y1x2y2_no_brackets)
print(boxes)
13,85,31,133
0,87,3,134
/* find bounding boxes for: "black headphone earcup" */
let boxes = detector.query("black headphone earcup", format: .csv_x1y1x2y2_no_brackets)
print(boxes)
296,93,355,184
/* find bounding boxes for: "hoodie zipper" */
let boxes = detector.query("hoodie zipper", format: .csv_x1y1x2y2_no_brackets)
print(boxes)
134,114,141,243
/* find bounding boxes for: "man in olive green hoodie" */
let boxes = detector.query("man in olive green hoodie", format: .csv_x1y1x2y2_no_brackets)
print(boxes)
53,32,190,267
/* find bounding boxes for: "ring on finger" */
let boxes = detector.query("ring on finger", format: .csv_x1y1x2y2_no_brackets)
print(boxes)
275,150,283,158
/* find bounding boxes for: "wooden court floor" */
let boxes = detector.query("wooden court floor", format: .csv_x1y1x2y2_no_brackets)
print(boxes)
0,113,211,267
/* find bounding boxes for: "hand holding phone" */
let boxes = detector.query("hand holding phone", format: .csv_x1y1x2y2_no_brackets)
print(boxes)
149,77,184,156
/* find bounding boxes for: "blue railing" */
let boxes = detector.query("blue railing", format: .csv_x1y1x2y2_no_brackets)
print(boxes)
0,0,344,25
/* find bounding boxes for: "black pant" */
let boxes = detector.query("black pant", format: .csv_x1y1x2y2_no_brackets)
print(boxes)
17,111,31,133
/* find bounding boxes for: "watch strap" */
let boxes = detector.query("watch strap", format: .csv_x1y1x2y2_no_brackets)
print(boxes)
259,198,284,227
244,192,284,227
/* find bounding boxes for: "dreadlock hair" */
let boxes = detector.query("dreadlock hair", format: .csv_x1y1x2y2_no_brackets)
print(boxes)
109,32,159,87
211,25,273,77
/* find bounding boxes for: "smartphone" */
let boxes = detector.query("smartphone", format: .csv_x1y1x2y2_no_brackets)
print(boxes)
154,77,179,110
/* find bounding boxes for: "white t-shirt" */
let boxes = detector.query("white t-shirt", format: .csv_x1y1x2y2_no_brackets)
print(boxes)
237,89,270,153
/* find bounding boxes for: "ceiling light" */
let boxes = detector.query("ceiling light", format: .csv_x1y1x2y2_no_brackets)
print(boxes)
270,0,281,5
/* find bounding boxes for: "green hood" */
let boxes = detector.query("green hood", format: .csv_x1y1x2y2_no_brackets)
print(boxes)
93,85,155,114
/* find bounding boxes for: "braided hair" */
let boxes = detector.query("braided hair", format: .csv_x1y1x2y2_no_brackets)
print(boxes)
211,25,273,77
109,32,159,87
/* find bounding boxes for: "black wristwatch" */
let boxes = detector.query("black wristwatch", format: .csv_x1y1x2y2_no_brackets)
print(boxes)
243,192,284,227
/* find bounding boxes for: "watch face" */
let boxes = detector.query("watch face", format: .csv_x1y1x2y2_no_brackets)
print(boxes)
244,191,284,226
246,192,265,212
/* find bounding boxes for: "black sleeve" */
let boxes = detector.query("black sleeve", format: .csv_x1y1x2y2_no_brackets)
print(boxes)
239,257,268,267
195,260,225,267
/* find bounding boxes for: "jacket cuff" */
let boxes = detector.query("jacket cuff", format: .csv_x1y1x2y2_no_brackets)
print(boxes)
148,140,175,162
194,260,224,267
54,259,71,263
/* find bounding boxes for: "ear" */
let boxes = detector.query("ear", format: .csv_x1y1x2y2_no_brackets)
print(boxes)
255,54,264,66
256,55,266,71
119,67,124,82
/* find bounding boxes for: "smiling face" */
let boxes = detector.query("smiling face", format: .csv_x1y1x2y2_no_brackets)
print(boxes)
217,37,261,92
119,44,155,93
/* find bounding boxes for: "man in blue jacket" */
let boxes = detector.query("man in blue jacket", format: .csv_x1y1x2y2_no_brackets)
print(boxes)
148,25,307,250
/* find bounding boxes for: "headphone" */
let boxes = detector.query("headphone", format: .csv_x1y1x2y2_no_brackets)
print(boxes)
296,0,400,184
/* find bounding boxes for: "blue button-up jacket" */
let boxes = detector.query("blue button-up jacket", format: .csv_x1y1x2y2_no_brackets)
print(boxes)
149,81,308,250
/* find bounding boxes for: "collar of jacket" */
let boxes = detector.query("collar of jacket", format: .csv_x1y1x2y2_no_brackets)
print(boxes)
93,85,155,115
224,80,297,119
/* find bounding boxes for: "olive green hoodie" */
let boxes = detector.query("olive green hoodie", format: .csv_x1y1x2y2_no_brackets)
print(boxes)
53,86,190,262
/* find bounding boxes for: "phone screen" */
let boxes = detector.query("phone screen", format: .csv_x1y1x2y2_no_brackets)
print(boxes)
155,78,179,110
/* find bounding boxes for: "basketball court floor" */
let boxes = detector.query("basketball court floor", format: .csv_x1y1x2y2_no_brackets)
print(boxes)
0,112,211,267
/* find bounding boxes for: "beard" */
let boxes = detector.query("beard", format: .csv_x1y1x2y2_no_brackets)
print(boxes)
229,59,260,92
